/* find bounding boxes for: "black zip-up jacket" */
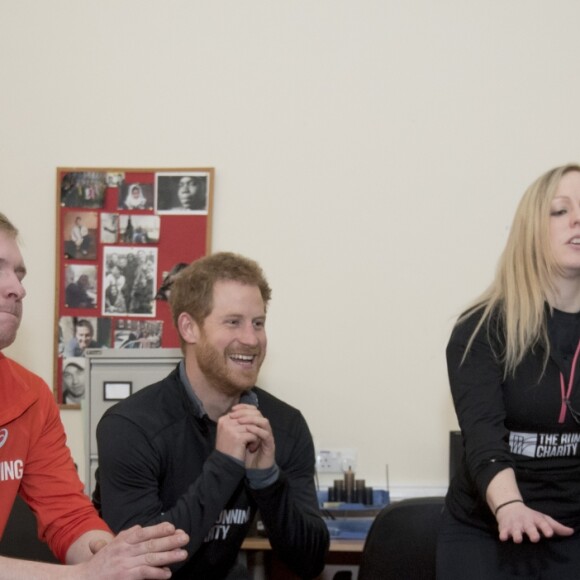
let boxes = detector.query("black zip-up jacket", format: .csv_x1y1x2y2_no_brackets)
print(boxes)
93,366,329,579
446,308,580,533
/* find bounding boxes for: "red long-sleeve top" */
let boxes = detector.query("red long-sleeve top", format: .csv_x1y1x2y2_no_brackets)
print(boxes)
0,353,110,562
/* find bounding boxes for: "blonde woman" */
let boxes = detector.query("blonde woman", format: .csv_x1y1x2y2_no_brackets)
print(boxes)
438,164,580,579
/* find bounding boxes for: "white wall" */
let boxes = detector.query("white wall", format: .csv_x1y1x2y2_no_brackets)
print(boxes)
2,0,580,494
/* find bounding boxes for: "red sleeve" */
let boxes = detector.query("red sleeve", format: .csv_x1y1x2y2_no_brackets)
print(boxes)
18,370,110,562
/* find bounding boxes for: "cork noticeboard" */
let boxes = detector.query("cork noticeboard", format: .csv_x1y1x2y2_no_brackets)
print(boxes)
55,167,214,407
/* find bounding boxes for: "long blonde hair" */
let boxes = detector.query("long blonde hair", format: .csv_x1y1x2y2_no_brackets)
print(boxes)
461,163,580,375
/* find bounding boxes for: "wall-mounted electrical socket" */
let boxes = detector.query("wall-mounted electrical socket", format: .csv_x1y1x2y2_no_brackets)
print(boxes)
315,448,357,473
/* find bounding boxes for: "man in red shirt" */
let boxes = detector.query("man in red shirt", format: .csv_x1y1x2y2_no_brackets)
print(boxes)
0,212,189,579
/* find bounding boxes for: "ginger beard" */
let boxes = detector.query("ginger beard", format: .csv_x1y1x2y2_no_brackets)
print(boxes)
195,329,265,397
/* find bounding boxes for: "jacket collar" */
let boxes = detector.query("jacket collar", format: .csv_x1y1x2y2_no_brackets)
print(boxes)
178,360,258,420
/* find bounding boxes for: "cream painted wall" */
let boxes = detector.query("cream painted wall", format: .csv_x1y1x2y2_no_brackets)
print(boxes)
2,1,580,494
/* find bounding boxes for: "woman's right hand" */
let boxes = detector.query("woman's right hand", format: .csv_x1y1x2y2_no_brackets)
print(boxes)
496,501,574,543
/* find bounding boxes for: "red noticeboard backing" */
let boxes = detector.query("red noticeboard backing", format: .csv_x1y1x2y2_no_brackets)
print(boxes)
55,167,214,407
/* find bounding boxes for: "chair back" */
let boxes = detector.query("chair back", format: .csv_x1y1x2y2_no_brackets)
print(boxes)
449,430,464,482
358,496,445,580
0,495,58,563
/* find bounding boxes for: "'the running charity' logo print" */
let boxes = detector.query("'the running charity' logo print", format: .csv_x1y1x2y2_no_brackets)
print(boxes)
510,431,580,458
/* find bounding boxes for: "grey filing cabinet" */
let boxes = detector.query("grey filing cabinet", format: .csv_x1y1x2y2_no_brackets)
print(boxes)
84,348,183,497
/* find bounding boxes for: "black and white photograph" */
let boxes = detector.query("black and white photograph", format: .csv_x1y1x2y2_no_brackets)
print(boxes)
59,316,112,357
100,213,119,244
102,246,158,316
155,172,209,214
63,211,98,260
61,357,86,405
60,171,107,208
113,319,163,348
119,214,160,244
118,181,154,210
64,264,98,309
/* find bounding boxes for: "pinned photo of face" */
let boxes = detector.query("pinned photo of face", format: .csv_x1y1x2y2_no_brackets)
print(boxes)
62,357,85,405
156,173,209,214
118,182,154,211
59,316,112,357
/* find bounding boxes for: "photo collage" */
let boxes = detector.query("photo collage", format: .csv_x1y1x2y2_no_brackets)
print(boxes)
56,168,213,406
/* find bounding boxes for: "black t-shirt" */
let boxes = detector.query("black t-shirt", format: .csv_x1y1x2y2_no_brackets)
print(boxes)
548,308,580,377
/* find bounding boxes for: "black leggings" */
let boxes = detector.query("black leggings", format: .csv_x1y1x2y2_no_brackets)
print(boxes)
437,508,580,580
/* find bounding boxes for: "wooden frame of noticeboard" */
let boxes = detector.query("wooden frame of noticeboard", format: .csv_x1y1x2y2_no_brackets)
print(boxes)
55,167,214,407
